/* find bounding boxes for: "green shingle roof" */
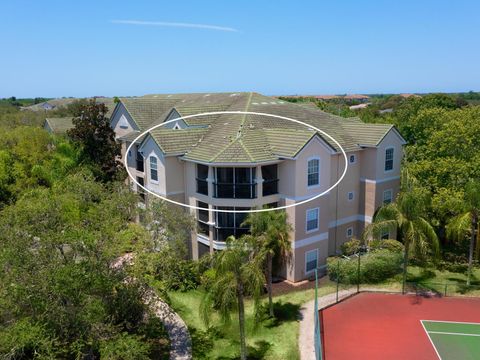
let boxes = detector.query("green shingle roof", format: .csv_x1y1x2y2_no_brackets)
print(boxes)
44,117,74,133
117,92,401,163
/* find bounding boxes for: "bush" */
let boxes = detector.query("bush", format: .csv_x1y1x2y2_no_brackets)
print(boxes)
437,261,469,273
327,249,403,284
369,239,404,253
340,239,360,255
151,249,200,291
100,333,150,360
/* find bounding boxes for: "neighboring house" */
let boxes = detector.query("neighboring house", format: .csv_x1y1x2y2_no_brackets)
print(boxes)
379,108,394,114
43,117,74,134
349,103,370,110
110,92,406,282
43,98,117,135
41,102,56,111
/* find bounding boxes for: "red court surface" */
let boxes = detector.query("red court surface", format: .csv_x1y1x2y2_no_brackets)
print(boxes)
321,292,480,360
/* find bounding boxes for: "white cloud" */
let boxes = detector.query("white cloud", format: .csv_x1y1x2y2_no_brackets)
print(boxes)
110,20,238,32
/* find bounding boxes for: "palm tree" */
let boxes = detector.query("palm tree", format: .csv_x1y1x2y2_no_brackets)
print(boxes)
242,209,292,317
200,235,265,360
366,174,439,293
446,181,480,286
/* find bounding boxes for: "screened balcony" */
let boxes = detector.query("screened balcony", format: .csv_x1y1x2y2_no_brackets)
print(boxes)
135,146,144,173
213,167,257,199
262,164,279,196
213,207,250,241
196,164,209,196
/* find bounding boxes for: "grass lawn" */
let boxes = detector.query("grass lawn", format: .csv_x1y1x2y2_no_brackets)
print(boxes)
407,266,480,296
168,283,338,360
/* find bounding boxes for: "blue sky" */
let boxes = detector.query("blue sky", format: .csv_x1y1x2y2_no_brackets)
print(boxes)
1,0,479,98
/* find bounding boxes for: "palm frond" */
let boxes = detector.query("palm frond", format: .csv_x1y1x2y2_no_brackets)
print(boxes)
446,212,471,243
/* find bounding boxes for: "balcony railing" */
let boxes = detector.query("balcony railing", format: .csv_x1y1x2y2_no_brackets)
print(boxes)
262,179,279,196
198,221,209,236
214,227,249,241
213,182,257,199
196,178,208,196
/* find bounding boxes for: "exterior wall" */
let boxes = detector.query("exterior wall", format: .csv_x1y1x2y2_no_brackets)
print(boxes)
281,136,333,282
43,121,53,133
110,103,138,138
140,137,167,195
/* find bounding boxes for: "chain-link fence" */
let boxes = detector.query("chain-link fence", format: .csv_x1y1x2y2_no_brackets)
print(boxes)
324,250,480,300
313,269,323,360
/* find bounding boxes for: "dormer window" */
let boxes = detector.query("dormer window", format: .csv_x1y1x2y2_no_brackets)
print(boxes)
173,122,181,130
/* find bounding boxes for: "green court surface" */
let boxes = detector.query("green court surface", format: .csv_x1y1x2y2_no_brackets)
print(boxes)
422,320,480,360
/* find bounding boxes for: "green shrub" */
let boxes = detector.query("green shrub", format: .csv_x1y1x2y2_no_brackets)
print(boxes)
100,333,150,360
0,319,58,359
340,239,360,255
437,261,469,273
327,249,403,284
369,239,404,253
200,268,217,290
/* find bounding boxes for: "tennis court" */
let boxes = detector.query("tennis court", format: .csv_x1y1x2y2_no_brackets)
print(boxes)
320,292,480,359
422,320,480,360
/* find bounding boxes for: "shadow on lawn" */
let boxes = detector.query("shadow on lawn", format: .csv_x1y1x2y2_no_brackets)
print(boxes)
216,340,271,360
190,326,222,358
261,301,301,328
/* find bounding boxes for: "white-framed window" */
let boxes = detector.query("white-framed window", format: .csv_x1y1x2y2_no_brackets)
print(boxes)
306,208,319,232
307,158,320,187
385,147,394,172
349,154,356,164
346,227,354,238
149,156,158,182
305,249,318,273
348,191,354,201
383,189,393,204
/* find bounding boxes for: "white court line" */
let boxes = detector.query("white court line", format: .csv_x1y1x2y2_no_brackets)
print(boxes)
428,331,480,337
421,319,480,326
420,320,442,360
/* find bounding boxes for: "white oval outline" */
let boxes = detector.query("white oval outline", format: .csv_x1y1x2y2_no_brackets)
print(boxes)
125,111,348,213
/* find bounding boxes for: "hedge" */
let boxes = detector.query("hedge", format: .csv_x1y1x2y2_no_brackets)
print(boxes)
327,249,403,284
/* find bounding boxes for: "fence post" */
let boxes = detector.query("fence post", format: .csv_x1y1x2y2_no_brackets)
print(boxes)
336,259,340,302
357,253,361,293
444,283,448,297
314,269,323,360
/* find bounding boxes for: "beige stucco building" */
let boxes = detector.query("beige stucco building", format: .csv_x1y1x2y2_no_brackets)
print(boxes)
110,92,405,282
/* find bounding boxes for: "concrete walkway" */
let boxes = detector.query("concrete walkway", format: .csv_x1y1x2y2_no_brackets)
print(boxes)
298,288,386,360
144,288,192,360
113,254,192,360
